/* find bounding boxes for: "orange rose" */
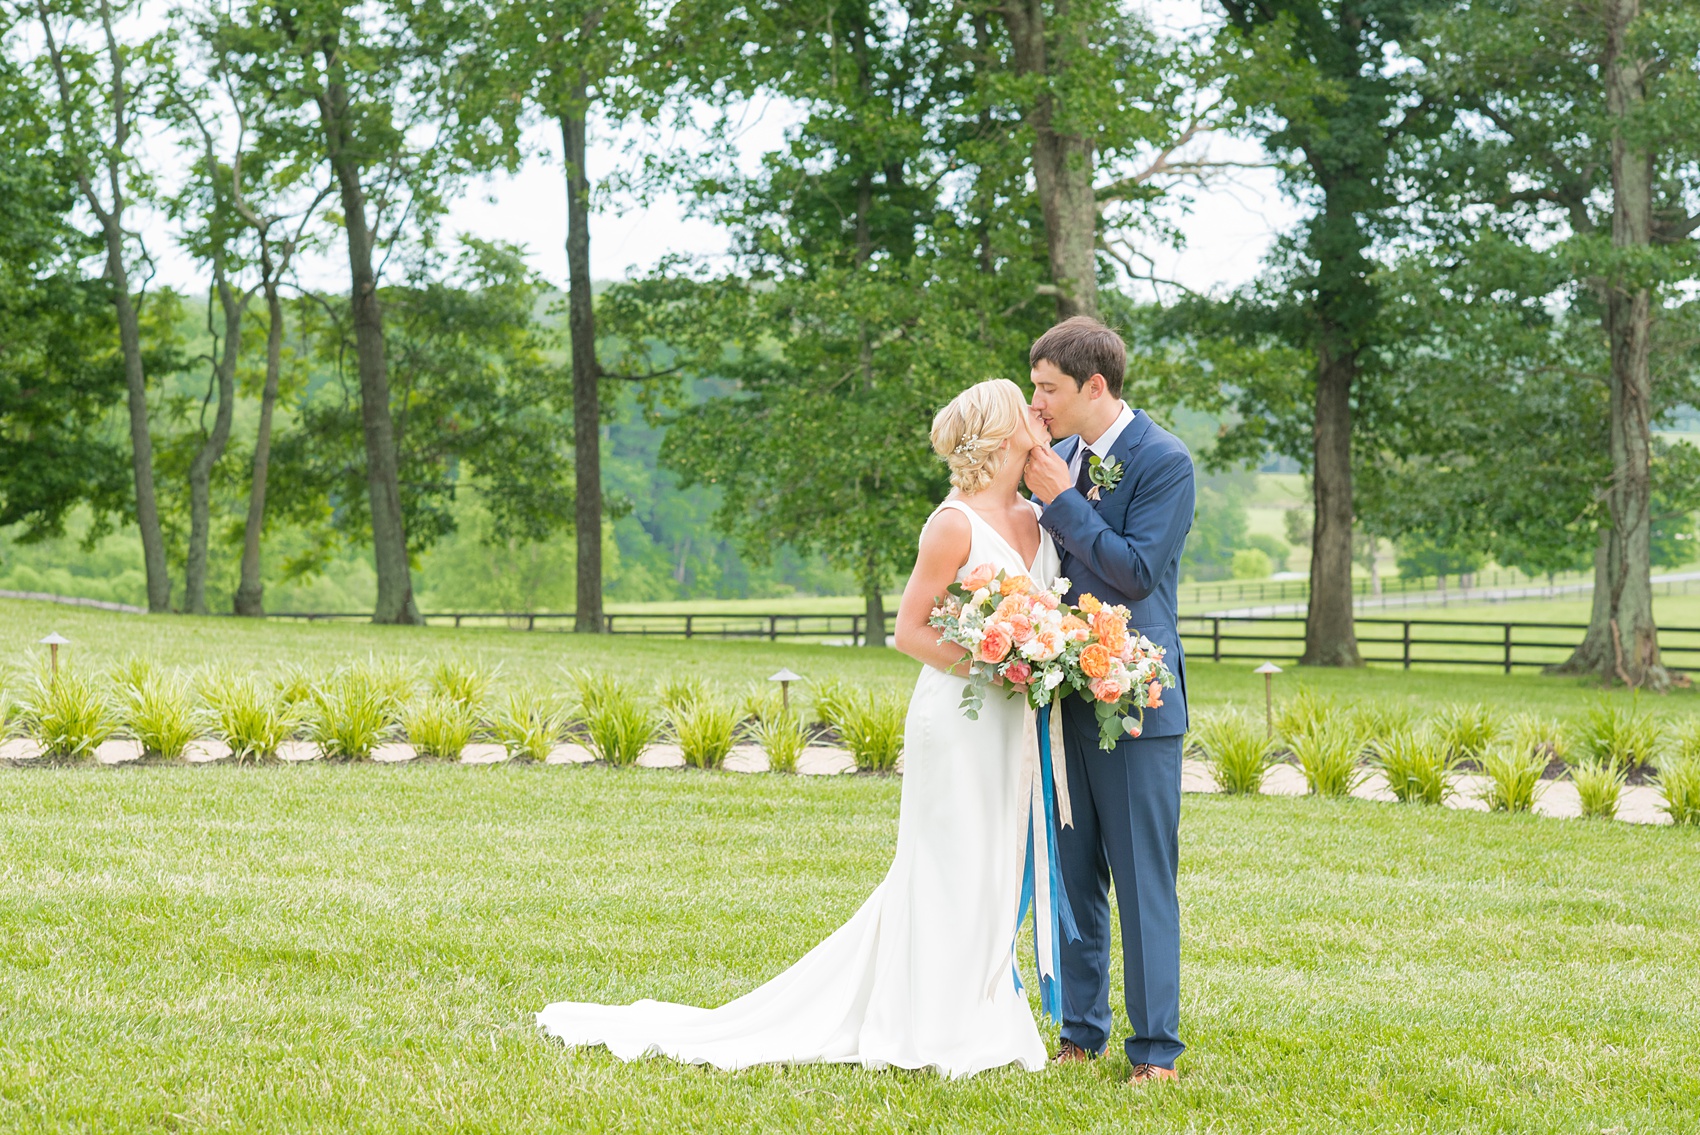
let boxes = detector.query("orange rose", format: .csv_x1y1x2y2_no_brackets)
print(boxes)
977,627,1013,664
1146,681,1164,708
962,563,998,592
1077,593,1102,614
1090,676,1126,703
1079,642,1111,679
1006,612,1035,642
1000,574,1032,596
1094,618,1129,657
1059,614,1090,635
994,594,1028,621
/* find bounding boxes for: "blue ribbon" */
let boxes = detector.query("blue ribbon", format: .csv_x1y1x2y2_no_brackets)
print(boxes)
1013,702,1081,1023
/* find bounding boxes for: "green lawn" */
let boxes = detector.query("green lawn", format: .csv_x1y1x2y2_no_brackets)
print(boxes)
0,763,1695,1133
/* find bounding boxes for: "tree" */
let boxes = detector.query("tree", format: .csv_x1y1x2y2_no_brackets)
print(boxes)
214,0,482,623
1403,0,1700,687
28,0,174,611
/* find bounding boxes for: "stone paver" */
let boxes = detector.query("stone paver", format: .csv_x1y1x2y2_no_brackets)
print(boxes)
723,744,769,774
547,742,594,765
637,743,685,769
277,739,322,762
372,742,416,763
184,739,231,763
797,745,856,776
460,742,508,764
94,739,145,764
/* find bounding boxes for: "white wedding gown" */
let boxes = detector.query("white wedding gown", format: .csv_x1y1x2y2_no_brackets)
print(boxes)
536,499,1062,1078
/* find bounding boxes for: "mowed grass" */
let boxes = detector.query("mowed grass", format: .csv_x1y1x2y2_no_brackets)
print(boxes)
0,764,1696,1133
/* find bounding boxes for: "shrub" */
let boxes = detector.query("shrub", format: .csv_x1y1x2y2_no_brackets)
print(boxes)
1571,759,1627,821
1475,746,1546,813
672,698,741,770
753,711,811,774
1191,710,1274,796
810,678,855,731
403,695,479,760
581,683,659,767
1670,719,1700,764
120,672,198,761
1289,722,1365,798
109,655,157,694
1372,729,1456,805
489,689,568,762
658,675,709,720
427,659,492,710
306,670,394,761
19,671,117,760
1275,687,1337,747
1436,703,1502,761
835,690,907,773
565,668,612,716
1655,757,1700,826
1576,702,1663,771
739,683,785,725
207,676,299,761
1347,702,1415,747
273,663,318,707
345,658,417,714
1507,714,1569,766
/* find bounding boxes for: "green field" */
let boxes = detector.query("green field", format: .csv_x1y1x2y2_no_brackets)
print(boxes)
0,761,1695,1133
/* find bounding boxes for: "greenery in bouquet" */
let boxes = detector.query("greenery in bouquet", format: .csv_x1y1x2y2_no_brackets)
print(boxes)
927,564,1176,749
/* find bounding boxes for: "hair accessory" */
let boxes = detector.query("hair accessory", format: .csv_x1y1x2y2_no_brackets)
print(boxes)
953,433,982,457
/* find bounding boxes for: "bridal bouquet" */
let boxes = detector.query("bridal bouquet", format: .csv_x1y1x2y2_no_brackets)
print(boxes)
929,565,1176,750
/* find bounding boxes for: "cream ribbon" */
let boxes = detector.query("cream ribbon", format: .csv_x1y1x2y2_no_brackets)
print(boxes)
997,699,1073,998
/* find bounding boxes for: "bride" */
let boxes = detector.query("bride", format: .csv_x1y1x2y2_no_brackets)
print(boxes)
536,378,1061,1078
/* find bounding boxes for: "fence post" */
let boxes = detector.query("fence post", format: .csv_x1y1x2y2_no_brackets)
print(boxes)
1402,622,1412,670
685,615,694,639
769,615,778,642
604,614,614,633
454,614,462,628
1213,617,1221,662
527,613,535,631
851,615,861,647
1503,623,1513,674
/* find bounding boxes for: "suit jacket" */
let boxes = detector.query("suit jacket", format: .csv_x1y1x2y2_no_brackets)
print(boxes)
1040,412,1195,738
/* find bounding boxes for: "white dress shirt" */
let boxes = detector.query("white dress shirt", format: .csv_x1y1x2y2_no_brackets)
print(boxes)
1066,401,1138,487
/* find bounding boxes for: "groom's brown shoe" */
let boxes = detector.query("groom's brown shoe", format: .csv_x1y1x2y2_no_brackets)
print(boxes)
1128,1063,1179,1085
1053,1040,1100,1065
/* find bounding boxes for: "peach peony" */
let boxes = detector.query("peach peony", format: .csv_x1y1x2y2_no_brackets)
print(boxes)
1006,612,1035,642
1032,590,1060,610
1022,629,1065,662
994,594,1028,621
1079,642,1112,679
1003,661,1034,687
1091,676,1126,703
1000,574,1032,596
977,626,1013,663
962,563,998,592
1146,681,1164,708
1095,619,1129,657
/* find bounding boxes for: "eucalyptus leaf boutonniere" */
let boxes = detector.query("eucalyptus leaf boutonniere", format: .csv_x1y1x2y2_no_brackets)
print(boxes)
1086,453,1124,502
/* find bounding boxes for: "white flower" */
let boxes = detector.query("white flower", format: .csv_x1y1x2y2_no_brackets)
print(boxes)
1043,670,1066,691
971,587,991,606
1053,577,1071,593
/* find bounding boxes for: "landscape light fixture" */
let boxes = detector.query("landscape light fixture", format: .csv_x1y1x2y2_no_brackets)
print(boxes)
1253,661,1283,739
768,668,803,713
39,632,69,677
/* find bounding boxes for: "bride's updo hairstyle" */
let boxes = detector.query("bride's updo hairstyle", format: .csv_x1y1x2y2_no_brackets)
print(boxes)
930,378,1029,495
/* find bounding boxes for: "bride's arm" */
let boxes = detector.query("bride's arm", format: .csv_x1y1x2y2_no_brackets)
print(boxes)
893,508,975,673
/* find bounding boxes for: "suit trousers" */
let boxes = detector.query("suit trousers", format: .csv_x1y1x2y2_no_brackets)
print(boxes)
1055,696,1185,1068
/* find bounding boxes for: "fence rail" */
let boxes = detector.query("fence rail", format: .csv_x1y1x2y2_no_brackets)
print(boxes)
266,609,1700,672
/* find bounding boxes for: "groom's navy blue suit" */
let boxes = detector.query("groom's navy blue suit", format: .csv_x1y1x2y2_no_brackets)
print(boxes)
1039,410,1194,1070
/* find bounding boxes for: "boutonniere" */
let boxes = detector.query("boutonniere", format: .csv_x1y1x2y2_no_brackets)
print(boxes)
1086,453,1124,502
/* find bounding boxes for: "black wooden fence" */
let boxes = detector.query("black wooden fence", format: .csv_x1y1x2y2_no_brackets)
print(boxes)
266,609,1700,673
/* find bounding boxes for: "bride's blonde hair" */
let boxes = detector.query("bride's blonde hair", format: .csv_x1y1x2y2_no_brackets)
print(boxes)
930,379,1029,495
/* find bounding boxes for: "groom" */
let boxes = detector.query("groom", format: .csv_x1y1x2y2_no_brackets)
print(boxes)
1022,316,1195,1085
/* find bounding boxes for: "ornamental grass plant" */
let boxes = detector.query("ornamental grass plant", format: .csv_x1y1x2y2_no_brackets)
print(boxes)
658,675,709,720
273,663,318,707
1275,687,1337,747
120,671,198,761
809,678,854,732
1289,721,1365,798
581,682,659,767
208,676,300,762
1508,713,1569,766
489,689,567,762
672,698,741,770
1192,709,1275,796
834,690,907,773
1576,702,1662,771
1476,745,1547,813
306,669,394,761
1347,702,1415,748
1372,728,1456,805
1570,759,1628,821
427,659,491,710
402,695,479,761
1436,703,1503,762
752,711,810,774
1655,757,1700,825
19,670,117,760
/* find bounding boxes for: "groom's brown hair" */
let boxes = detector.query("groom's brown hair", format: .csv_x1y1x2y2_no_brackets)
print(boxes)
1030,316,1126,398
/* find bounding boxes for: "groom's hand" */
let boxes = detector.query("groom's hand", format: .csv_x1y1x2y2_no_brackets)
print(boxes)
1026,444,1072,504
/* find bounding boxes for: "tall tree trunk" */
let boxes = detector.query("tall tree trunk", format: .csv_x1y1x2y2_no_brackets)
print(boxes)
1301,331,1362,666
1558,0,1665,688
561,103,604,634
862,548,885,649
103,228,171,613
318,74,421,626
235,275,285,617
1001,0,1097,320
185,267,243,615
